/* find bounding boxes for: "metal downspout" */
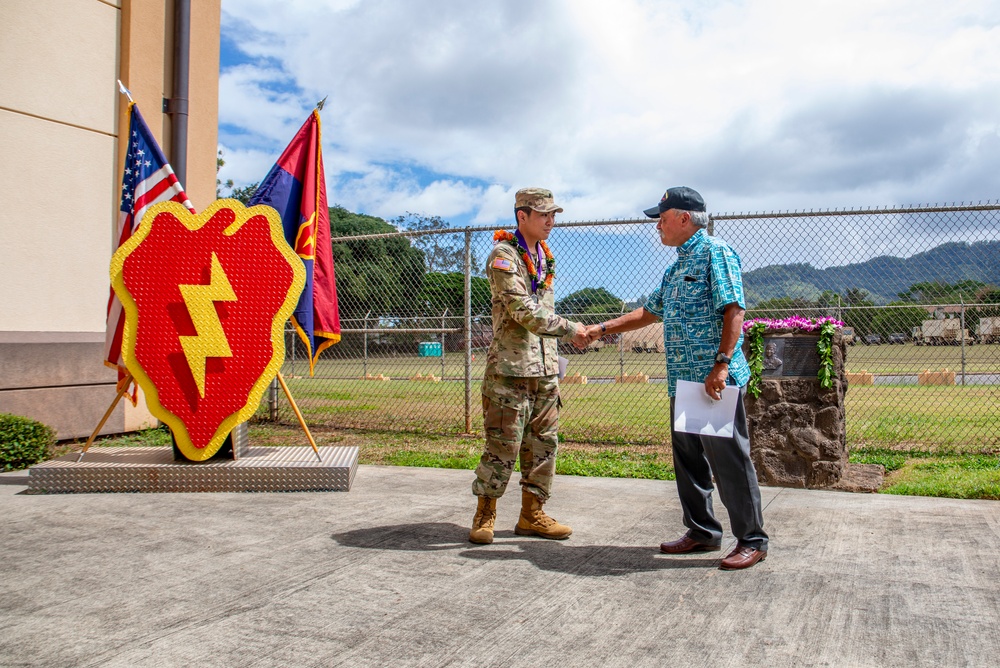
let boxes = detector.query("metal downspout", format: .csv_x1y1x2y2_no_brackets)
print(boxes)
165,0,191,185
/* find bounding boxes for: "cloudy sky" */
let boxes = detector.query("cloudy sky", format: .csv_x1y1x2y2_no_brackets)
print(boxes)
217,0,1000,231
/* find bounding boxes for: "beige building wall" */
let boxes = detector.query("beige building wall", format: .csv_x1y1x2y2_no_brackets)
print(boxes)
0,0,221,439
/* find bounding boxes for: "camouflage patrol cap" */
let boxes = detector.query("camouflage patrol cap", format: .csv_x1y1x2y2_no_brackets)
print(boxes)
515,187,564,213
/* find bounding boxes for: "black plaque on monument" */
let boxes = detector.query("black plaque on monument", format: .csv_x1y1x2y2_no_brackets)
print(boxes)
759,336,820,377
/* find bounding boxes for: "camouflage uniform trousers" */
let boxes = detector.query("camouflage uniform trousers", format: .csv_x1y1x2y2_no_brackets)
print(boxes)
472,371,561,501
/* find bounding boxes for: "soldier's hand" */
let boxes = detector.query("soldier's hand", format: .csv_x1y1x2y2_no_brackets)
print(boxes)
571,326,591,349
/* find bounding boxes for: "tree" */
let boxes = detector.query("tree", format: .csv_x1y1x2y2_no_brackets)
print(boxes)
815,290,841,310
391,212,481,275
844,288,874,307
229,182,259,205
975,285,1000,303
416,272,491,317
216,149,234,198
872,304,927,338
556,288,624,322
894,280,998,334
896,280,990,304
841,288,876,336
329,206,426,322
749,296,816,320
628,293,648,310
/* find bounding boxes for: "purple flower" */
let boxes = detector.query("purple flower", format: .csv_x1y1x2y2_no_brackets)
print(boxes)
743,316,844,333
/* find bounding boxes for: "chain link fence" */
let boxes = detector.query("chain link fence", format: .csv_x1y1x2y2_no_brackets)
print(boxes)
266,202,1000,450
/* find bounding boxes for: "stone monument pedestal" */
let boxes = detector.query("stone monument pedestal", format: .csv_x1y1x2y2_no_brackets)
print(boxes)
744,331,849,488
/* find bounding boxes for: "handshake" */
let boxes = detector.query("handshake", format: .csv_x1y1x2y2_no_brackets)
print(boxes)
570,323,606,350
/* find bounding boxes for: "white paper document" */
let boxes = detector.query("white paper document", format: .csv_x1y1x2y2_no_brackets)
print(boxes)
673,379,740,438
557,355,569,380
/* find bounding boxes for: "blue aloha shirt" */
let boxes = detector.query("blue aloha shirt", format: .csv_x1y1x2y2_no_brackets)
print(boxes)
644,229,751,396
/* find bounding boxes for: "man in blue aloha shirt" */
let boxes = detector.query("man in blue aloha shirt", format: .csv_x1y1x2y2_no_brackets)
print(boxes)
584,186,768,571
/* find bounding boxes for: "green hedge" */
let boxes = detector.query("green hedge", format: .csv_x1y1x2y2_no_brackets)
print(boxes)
0,413,56,472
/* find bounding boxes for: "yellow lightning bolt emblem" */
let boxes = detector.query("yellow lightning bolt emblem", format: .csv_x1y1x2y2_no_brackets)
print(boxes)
178,253,237,398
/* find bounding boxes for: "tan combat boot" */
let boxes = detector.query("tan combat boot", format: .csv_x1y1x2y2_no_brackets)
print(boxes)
514,490,572,540
469,496,497,544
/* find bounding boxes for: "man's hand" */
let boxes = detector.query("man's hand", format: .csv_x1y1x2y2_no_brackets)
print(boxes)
704,303,744,399
571,324,591,349
704,364,728,400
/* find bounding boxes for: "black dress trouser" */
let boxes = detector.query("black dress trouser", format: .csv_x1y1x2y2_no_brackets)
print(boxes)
669,388,769,550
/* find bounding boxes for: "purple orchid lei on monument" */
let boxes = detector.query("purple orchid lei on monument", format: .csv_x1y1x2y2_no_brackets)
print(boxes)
743,316,845,397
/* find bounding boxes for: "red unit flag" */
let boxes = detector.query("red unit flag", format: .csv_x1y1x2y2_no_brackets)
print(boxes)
249,110,341,374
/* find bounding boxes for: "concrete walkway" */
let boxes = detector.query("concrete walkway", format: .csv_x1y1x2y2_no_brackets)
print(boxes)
1,465,998,667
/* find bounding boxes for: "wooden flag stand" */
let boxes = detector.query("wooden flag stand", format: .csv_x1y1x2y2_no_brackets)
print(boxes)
276,371,322,462
77,373,135,461
78,371,321,463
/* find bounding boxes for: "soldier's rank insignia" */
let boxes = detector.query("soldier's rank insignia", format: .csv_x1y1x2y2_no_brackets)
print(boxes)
110,199,305,460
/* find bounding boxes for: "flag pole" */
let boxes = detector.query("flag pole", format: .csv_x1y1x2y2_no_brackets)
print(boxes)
87,78,133,463
78,372,134,461
276,372,323,462
117,79,134,103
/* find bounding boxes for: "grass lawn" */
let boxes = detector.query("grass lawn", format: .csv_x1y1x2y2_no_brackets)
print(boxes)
269,374,998,450
844,341,999,374
68,421,1000,500
299,340,1000,378
50,344,997,500
850,448,1000,500
845,385,1000,449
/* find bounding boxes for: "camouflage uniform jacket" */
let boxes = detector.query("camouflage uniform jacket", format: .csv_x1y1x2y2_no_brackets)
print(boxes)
485,240,579,377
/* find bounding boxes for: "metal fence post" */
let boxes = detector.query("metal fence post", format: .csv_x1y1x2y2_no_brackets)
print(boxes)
268,377,278,421
363,310,371,379
618,302,626,379
441,308,448,379
960,296,967,386
464,230,473,433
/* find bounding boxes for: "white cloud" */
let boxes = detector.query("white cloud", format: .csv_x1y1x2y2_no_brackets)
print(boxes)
217,0,1000,225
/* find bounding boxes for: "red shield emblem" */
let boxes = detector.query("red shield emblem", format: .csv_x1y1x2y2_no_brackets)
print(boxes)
110,200,305,460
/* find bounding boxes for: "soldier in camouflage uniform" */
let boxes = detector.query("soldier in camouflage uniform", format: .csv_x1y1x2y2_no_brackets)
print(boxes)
469,187,589,545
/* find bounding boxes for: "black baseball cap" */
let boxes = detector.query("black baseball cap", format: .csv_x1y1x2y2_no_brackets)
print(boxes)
643,186,706,218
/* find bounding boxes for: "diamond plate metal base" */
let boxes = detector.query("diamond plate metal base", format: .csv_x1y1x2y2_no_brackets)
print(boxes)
26,446,358,494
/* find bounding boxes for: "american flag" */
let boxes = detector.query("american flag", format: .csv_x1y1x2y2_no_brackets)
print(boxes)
103,103,194,385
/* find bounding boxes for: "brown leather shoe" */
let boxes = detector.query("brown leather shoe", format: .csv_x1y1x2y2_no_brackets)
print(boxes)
659,535,722,554
719,545,767,570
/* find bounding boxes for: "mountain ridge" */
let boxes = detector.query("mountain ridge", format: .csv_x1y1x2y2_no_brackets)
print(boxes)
742,240,1000,305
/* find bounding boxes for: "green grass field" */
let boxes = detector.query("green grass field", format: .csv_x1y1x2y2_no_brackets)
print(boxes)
272,342,999,450
76,421,999,499
849,447,1000,499
843,341,998,374
287,345,669,381
290,339,1000,379
64,340,997,500
845,386,1000,449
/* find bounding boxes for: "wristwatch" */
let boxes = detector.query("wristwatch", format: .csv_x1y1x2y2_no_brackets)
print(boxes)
600,323,607,334
714,351,732,365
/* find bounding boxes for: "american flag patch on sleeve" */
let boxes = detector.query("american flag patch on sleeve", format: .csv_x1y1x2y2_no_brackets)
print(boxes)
492,258,513,271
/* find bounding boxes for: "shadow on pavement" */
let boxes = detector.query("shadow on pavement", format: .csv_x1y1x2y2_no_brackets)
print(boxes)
330,522,720,576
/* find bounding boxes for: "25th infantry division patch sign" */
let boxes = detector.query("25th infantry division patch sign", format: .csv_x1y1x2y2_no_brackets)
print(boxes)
110,199,306,461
